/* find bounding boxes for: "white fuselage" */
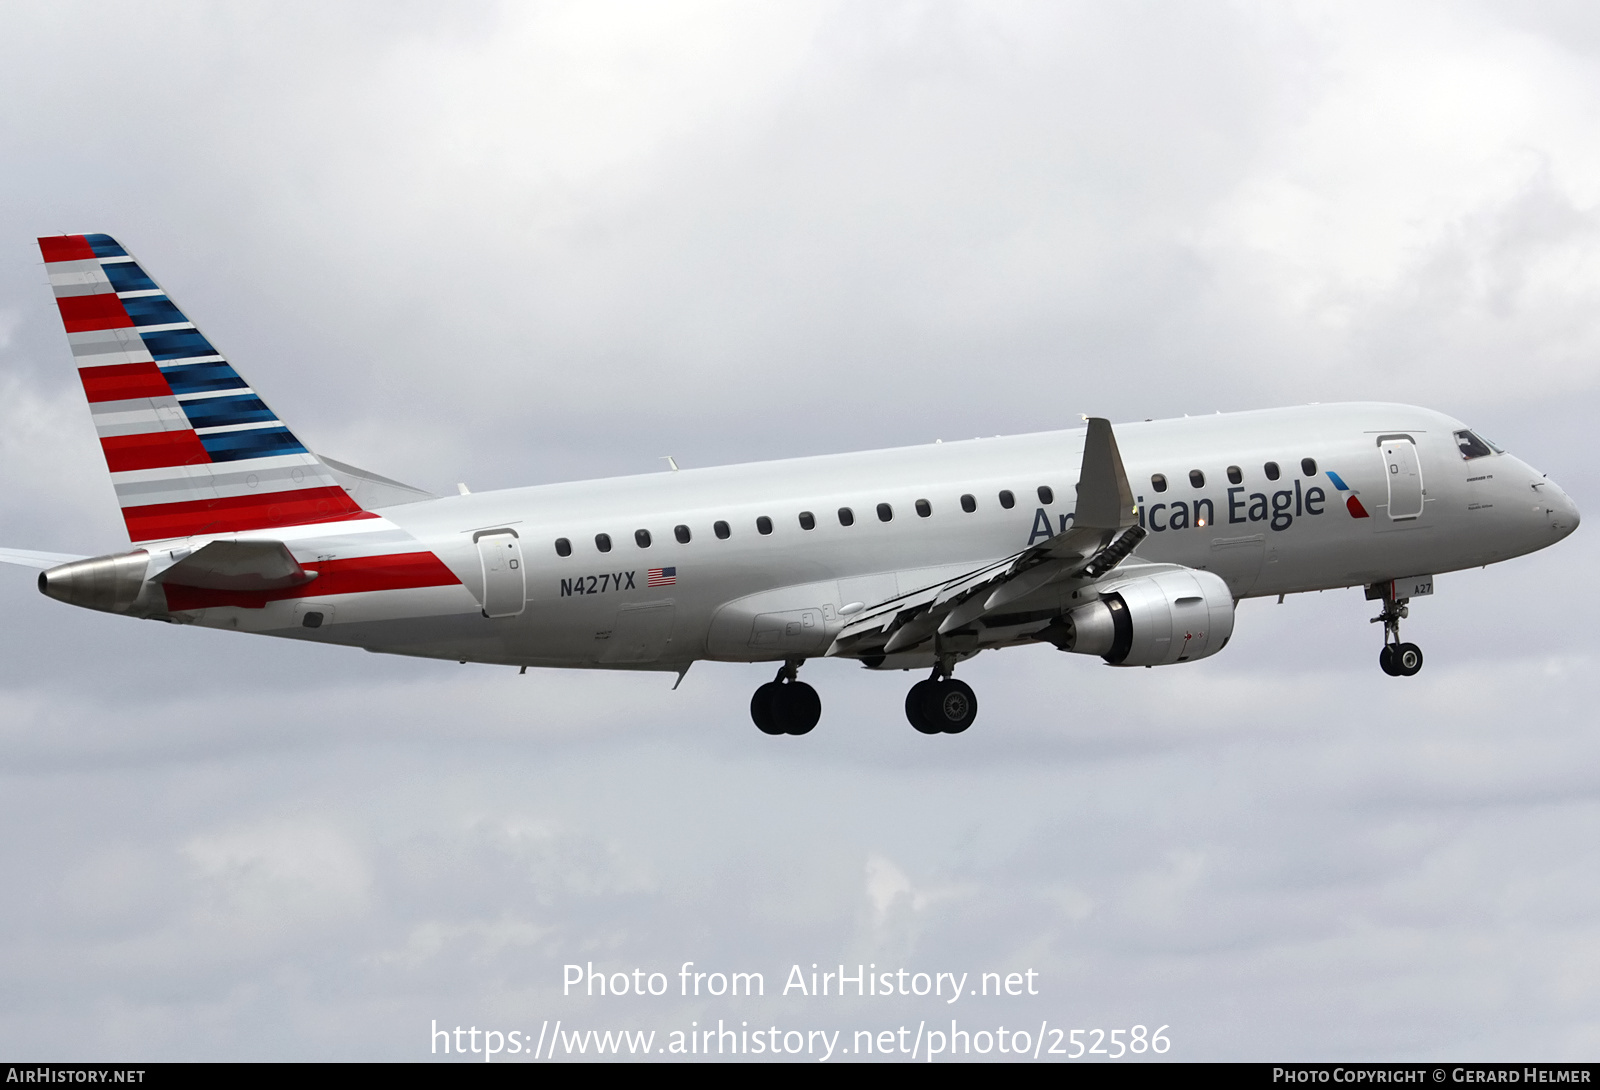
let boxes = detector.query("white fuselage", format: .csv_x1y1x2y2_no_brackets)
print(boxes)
155,403,1578,671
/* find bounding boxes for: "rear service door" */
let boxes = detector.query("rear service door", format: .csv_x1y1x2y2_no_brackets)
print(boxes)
475,531,526,618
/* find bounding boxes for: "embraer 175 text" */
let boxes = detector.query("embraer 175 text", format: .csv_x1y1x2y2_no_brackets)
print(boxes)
2,234,1581,735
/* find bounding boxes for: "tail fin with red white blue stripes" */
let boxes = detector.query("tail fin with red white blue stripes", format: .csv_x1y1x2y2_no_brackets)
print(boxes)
38,233,373,544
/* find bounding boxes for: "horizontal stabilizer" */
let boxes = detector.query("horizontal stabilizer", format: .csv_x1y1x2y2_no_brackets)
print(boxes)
317,454,437,509
153,539,316,592
0,547,90,570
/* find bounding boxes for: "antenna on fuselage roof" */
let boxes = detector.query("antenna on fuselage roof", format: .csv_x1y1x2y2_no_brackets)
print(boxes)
661,456,680,472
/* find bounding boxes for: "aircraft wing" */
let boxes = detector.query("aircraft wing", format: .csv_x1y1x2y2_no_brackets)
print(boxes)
0,548,89,570
828,417,1146,657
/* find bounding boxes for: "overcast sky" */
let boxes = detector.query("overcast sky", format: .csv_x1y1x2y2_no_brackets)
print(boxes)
1,0,1598,1062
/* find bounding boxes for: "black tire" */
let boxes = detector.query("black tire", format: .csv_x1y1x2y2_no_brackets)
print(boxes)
751,682,784,735
1394,642,1423,677
906,680,941,734
773,681,821,735
1379,646,1399,676
922,678,977,733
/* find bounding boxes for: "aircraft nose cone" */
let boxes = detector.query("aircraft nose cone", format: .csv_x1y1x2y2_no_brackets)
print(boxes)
1557,492,1580,535
1545,480,1580,538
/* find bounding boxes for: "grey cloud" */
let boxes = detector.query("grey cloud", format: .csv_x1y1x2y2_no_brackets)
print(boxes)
0,0,1597,1062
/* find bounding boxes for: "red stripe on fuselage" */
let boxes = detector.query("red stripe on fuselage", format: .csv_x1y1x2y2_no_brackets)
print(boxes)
161,551,460,611
56,293,133,333
100,430,211,472
80,362,171,402
38,235,97,262
121,485,372,543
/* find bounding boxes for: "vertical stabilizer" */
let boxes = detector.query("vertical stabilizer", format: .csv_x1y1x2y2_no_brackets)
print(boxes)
39,234,373,544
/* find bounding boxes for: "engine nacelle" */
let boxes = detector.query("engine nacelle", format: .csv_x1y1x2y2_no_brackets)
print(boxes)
38,550,153,615
1047,568,1235,666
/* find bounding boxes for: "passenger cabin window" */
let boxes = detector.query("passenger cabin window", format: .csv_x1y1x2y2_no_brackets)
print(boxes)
838,507,854,526
1189,470,1205,489
915,499,932,518
595,533,612,553
1037,485,1053,504
1454,430,1498,459
756,516,773,536
960,494,976,513
998,490,1015,509
1264,461,1281,481
876,503,893,522
799,511,816,530
674,524,691,544
635,529,652,548
714,521,731,539
1301,458,1317,477
1226,466,1241,485
554,537,572,557
1151,474,1168,493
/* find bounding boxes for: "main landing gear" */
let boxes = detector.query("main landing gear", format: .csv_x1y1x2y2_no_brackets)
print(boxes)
750,660,821,736
905,662,978,735
1368,581,1423,678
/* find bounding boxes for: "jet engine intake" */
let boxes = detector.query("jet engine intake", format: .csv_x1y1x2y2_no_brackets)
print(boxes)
1047,568,1235,666
38,550,151,615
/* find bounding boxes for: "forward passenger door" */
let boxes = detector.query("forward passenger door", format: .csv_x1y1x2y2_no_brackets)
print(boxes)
1380,436,1425,520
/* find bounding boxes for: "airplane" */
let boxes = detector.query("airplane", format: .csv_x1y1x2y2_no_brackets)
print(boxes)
0,233,1581,736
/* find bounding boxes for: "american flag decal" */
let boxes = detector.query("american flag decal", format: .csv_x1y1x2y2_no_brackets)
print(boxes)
647,567,676,587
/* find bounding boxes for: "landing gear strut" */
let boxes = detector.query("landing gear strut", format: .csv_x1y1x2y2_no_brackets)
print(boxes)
1368,581,1423,677
751,660,821,735
904,659,978,734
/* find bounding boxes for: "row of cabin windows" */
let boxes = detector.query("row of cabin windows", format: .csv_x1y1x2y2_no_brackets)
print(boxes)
550,486,1058,557
1149,458,1318,494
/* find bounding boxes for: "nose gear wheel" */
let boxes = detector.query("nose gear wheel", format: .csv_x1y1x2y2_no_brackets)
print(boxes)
1379,642,1423,677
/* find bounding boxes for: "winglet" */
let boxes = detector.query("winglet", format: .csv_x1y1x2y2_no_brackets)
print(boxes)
1074,418,1137,530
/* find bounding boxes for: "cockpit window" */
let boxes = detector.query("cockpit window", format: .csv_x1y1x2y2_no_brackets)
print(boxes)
1454,430,1500,460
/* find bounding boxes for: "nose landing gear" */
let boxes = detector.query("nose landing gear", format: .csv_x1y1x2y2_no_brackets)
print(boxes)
1368,581,1424,677
905,661,978,734
750,660,821,735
